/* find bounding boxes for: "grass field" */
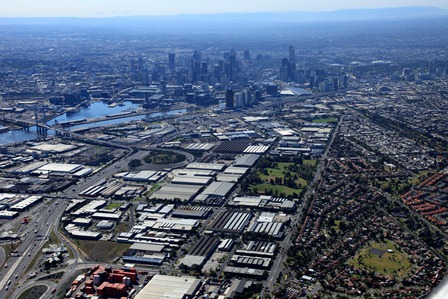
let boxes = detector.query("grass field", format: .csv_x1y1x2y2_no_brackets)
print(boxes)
252,184,303,197
350,239,412,278
74,240,131,262
250,161,314,197
105,202,122,210
312,118,338,123
18,285,48,299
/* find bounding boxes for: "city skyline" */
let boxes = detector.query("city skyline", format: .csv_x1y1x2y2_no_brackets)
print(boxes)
0,0,447,17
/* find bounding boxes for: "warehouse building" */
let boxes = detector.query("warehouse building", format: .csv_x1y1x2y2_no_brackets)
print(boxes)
96,220,115,230
218,239,234,252
123,170,163,182
171,176,212,185
216,173,243,183
209,211,252,234
236,241,277,257
65,224,101,240
229,255,272,269
194,181,235,203
12,161,48,175
233,154,260,167
9,195,43,211
224,266,265,278
129,243,165,253
172,169,216,177
151,218,199,232
71,200,106,216
150,184,202,202
72,218,92,227
229,195,296,211
122,255,165,266
185,143,215,151
35,163,83,175
72,168,93,178
135,275,201,299
171,205,212,219
186,162,226,172
27,143,77,154
223,166,248,175
92,212,122,220
0,210,19,219
243,145,270,154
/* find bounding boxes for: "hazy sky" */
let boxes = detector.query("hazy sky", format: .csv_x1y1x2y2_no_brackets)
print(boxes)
0,0,447,17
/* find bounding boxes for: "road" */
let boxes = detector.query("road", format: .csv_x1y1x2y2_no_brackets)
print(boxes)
261,115,344,298
0,199,65,297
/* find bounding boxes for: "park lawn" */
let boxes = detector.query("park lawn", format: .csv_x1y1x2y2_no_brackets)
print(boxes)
312,118,338,123
303,159,317,166
251,183,302,197
259,162,309,187
349,239,412,278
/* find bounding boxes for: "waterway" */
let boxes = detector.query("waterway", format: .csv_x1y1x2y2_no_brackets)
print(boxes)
0,101,187,145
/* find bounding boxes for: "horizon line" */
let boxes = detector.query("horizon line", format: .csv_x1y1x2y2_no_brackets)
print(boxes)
0,5,446,19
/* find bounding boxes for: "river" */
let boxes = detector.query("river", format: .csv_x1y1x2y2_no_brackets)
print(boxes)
0,101,187,145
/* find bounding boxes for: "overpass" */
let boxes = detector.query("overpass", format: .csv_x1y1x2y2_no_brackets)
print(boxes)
0,116,50,135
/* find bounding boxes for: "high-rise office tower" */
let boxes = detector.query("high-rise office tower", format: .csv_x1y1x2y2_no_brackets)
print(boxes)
289,45,295,64
225,88,234,109
229,48,237,81
244,50,250,61
168,53,175,71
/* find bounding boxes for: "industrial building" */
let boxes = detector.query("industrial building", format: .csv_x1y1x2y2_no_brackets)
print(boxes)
12,161,48,175
248,222,284,238
233,154,261,167
64,224,101,240
9,195,43,211
96,220,115,229
194,181,235,203
150,184,202,201
122,170,165,182
27,142,78,154
229,195,296,210
236,241,277,257
229,255,272,269
135,275,201,299
151,218,199,232
224,266,265,278
35,163,84,175
218,239,235,252
209,211,252,234
0,210,18,219
243,145,270,154
186,162,226,172
185,143,215,151
171,205,212,219
171,176,212,185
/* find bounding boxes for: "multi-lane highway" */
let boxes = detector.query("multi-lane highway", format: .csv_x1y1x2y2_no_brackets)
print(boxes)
0,199,66,298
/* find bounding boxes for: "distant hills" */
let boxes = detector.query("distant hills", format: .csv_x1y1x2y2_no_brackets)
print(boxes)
0,6,447,26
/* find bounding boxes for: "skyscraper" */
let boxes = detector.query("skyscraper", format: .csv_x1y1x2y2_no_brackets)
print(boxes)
168,53,175,71
289,45,295,65
225,88,234,109
229,48,237,81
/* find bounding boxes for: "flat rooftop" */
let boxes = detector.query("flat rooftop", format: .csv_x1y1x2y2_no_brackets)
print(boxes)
135,275,201,299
